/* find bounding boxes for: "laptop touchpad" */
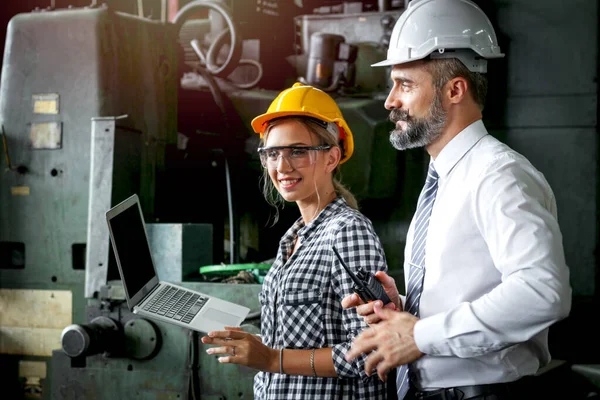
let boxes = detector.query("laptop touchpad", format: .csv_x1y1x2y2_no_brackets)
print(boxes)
203,308,241,326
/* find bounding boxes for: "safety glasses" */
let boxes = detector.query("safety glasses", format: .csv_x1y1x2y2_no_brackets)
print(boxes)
257,145,332,170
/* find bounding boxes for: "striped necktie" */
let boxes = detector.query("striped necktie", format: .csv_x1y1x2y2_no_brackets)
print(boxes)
397,163,439,399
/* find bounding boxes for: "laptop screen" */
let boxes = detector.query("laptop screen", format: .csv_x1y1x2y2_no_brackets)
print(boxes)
108,201,156,298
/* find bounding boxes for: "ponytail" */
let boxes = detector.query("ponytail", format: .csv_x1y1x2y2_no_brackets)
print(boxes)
333,176,358,210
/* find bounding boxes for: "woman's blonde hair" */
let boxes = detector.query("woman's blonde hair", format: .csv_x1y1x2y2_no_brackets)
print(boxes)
260,117,358,224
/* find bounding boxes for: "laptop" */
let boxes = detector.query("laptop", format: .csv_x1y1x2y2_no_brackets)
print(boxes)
106,194,250,333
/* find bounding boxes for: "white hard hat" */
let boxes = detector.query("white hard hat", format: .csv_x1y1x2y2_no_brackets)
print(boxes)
373,0,504,73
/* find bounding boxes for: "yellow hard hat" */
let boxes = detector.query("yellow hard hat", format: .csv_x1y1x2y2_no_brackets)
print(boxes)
251,82,354,164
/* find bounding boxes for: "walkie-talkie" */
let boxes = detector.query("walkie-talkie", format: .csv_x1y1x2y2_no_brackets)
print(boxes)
332,246,391,305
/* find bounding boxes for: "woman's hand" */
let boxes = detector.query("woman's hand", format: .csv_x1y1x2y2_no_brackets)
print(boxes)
201,326,279,373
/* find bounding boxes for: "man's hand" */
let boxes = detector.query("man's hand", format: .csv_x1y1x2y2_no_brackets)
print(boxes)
345,304,424,382
341,271,402,325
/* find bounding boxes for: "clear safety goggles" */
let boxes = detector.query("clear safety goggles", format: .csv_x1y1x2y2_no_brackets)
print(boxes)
257,145,332,170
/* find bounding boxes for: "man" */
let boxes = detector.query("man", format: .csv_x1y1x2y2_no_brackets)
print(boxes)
342,0,572,399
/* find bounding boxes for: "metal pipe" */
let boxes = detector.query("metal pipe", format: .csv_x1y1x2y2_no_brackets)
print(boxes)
161,0,167,23
224,156,235,264
173,1,242,78
2,126,14,171
137,0,144,17
209,0,227,39
168,0,179,22
378,0,390,11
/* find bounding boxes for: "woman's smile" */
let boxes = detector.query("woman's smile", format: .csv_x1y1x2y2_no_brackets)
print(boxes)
278,177,302,190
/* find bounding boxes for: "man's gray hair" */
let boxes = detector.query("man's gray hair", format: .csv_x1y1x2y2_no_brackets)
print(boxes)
424,58,488,110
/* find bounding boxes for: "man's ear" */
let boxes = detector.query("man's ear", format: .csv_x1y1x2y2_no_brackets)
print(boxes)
326,146,341,173
446,76,469,105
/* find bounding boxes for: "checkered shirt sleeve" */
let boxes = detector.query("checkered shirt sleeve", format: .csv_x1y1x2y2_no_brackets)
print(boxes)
329,219,388,380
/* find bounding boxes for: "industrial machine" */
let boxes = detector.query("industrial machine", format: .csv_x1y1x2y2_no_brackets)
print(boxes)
0,1,407,398
4,0,597,398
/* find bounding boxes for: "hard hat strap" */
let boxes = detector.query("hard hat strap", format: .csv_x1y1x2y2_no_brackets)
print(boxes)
429,49,488,73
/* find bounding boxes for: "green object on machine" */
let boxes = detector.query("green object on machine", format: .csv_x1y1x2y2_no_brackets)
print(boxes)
200,263,271,283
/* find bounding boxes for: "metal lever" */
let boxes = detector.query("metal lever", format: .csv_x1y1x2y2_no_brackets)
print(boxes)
1,125,27,174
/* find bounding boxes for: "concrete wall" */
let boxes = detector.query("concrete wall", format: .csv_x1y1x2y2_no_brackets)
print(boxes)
492,0,598,298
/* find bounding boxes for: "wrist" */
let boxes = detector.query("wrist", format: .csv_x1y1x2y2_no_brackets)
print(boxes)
268,347,280,373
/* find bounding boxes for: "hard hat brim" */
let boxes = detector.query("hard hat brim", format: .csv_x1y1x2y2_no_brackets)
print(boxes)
371,59,396,68
370,56,427,68
251,111,322,135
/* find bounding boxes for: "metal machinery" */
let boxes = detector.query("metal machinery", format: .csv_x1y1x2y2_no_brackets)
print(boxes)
0,0,407,398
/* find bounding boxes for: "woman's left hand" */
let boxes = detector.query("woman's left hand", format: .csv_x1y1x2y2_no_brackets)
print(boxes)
201,326,278,373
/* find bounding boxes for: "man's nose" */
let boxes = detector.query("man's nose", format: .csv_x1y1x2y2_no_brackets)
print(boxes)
384,88,401,111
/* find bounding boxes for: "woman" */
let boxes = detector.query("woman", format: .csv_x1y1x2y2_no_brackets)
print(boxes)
201,83,388,399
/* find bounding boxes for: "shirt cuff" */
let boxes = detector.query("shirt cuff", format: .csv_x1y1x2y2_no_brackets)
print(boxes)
332,342,372,382
413,312,449,356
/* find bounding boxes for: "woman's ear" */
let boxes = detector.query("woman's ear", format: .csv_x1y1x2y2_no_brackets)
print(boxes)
325,146,341,173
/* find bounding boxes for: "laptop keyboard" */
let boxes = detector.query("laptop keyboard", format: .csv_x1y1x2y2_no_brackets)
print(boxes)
142,285,208,324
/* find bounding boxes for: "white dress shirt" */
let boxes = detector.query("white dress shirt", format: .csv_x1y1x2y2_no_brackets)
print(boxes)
405,119,572,389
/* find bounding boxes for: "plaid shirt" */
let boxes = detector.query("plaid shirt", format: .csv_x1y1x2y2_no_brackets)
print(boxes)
254,197,388,399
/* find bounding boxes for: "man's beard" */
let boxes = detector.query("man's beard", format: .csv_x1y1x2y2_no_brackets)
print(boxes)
388,91,447,151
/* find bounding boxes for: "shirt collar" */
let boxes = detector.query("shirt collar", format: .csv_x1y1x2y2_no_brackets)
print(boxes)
280,196,347,248
298,196,347,238
432,119,488,179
